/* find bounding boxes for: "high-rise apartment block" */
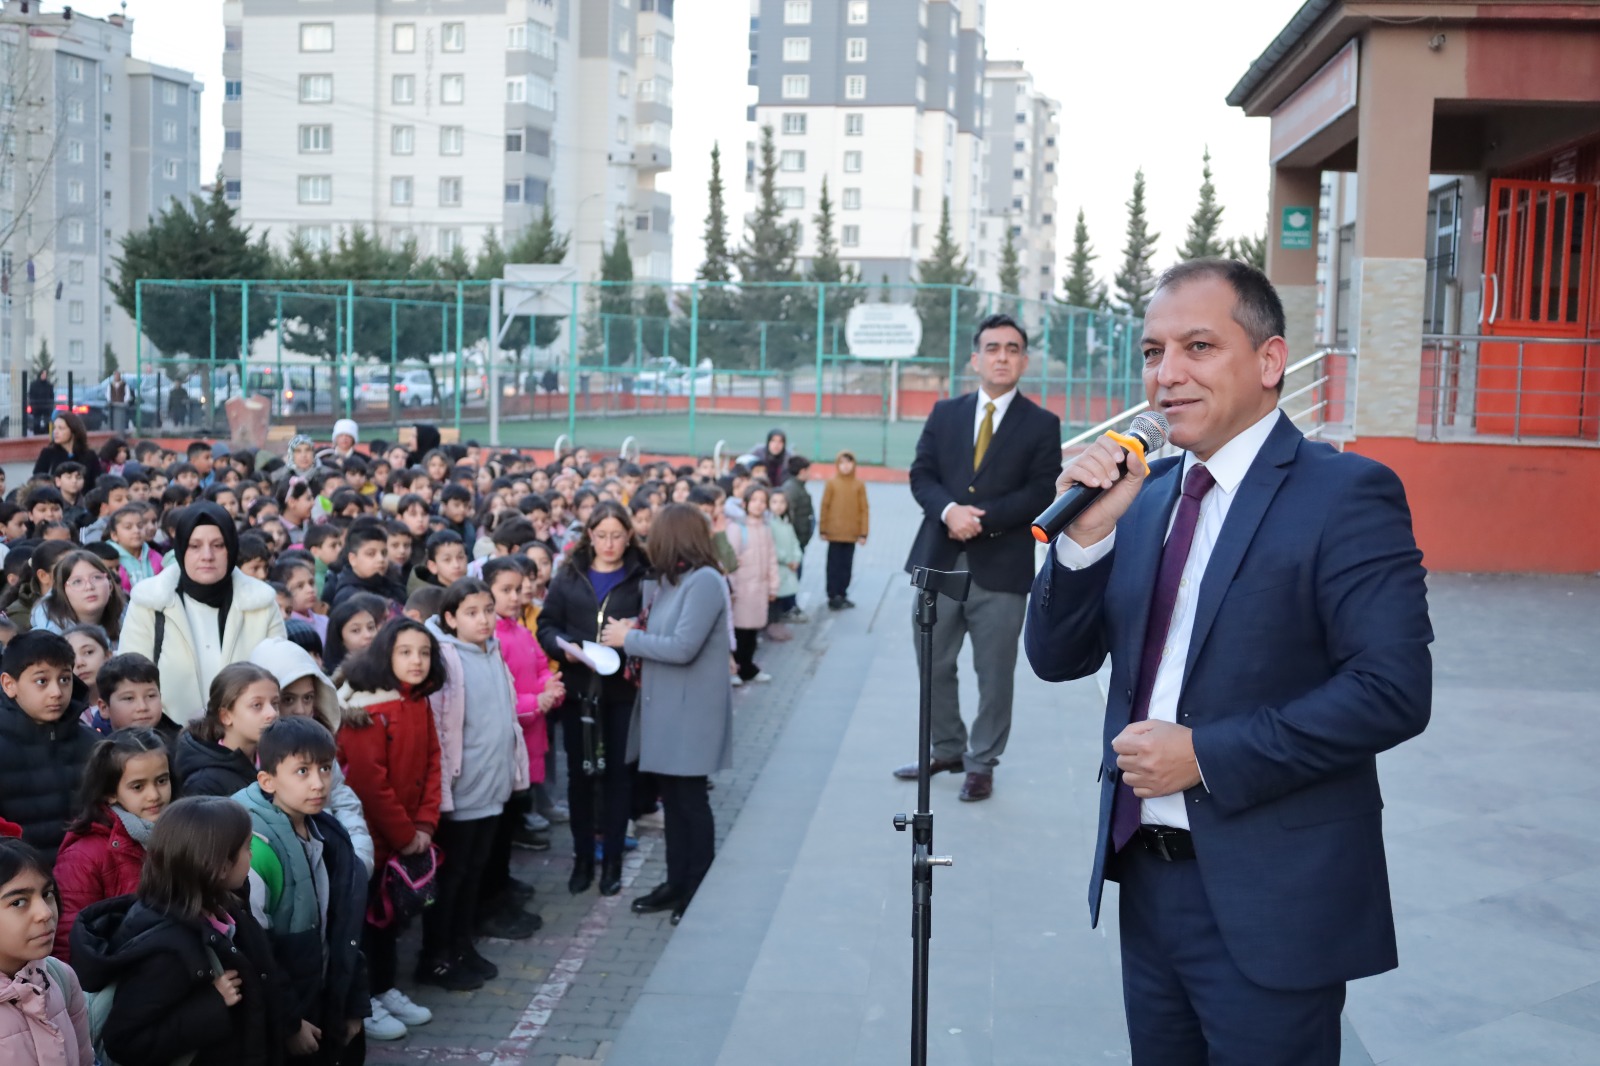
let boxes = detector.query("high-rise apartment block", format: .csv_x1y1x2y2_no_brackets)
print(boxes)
223,0,674,285
975,60,1058,301
0,1,202,387
747,0,987,287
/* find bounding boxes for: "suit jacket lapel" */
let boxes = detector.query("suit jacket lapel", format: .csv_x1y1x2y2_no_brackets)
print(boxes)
1182,415,1301,690
952,392,979,480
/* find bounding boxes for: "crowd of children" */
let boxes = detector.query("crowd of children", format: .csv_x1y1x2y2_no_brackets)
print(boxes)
0,418,869,1065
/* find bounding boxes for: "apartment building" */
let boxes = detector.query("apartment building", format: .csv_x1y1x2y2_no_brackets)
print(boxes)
223,0,674,284
0,1,202,389
747,0,986,288
974,59,1058,302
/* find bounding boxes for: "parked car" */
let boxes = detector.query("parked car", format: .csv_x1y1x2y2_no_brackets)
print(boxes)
358,368,437,409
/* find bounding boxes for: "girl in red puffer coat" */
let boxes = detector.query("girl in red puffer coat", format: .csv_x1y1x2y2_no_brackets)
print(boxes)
52,729,172,961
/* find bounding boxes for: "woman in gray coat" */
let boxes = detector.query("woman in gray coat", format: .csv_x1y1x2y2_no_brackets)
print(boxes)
601,503,733,925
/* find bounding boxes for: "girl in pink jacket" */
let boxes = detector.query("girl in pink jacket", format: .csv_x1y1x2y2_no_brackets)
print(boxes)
485,558,564,787
0,838,92,1066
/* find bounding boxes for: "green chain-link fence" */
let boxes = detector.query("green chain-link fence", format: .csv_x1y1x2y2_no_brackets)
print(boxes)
133,279,1145,468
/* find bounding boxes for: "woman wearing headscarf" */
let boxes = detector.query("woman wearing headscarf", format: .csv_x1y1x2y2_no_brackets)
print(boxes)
406,423,442,469
118,502,286,727
746,429,789,487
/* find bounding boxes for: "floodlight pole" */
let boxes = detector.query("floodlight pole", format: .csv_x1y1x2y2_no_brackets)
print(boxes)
488,280,501,446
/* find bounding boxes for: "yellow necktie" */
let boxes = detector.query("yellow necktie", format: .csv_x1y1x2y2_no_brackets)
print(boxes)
974,401,996,469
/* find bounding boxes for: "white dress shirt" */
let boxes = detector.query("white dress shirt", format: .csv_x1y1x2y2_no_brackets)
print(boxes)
1055,408,1282,829
939,387,1019,523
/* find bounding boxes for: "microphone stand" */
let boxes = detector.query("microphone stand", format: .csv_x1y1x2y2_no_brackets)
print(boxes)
895,566,968,1066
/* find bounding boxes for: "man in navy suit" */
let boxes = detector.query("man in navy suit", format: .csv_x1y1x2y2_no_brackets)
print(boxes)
899,313,1062,801
1024,260,1432,1064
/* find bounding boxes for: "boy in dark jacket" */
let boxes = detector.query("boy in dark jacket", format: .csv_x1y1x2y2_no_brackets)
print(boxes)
238,717,370,1061
0,629,96,862
330,522,407,609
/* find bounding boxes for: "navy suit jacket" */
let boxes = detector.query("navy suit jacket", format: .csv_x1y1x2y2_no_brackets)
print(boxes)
1023,413,1433,992
906,391,1061,594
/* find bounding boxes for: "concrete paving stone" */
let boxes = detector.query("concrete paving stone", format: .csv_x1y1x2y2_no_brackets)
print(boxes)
1527,980,1600,1036
1379,1010,1600,1066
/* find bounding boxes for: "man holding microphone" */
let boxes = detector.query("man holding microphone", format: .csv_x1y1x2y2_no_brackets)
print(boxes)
1024,259,1432,1064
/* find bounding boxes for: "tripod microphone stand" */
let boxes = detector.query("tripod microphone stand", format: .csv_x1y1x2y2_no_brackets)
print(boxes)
894,566,970,1066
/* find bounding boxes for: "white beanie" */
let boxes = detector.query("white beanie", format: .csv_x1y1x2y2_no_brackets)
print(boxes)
333,418,359,444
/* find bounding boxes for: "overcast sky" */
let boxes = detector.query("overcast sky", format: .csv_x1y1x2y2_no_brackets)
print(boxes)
74,0,1306,292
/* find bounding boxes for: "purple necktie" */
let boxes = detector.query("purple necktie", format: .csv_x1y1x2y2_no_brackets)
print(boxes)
1110,463,1216,853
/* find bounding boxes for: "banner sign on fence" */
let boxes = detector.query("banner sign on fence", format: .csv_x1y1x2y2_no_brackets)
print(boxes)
845,303,923,360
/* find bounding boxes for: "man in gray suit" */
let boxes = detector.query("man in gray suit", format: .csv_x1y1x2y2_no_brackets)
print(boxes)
895,314,1062,801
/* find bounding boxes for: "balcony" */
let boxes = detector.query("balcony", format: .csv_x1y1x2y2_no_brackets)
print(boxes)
632,145,671,173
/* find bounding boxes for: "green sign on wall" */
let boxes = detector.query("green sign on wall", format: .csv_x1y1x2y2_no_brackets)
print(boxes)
1280,206,1314,250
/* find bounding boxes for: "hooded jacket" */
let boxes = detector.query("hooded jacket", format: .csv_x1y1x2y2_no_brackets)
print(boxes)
425,621,528,818
173,731,259,799
334,683,442,869
247,638,375,875
51,811,146,961
0,959,90,1066
0,689,97,864
329,565,407,609
234,784,369,1040
111,539,162,591
725,510,780,631
69,894,289,1066
119,508,287,726
495,614,556,786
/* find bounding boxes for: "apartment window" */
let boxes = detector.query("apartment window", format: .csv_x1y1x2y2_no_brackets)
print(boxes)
618,72,629,97
782,113,806,135
67,58,84,82
780,150,805,172
846,75,866,99
66,139,83,163
160,119,176,143
392,75,415,104
844,150,862,172
393,24,416,52
1012,168,1024,180
299,75,333,103
842,225,860,247
299,23,333,52
392,125,415,155
439,228,462,256
527,74,554,110
67,99,84,123
224,29,241,52
439,126,464,155
66,219,84,244
224,181,240,201
1012,196,1024,210
529,22,556,59
617,29,631,54
299,124,332,153
299,226,332,252
846,38,866,62
163,159,179,180
525,177,547,205
616,117,628,144
103,151,111,170
440,74,464,105
391,177,413,206
505,76,525,103
842,187,861,210
69,340,84,362
441,23,465,52
504,182,522,203
777,187,804,209
848,0,868,23
439,177,463,207
1016,112,1027,124
298,175,332,204
915,76,925,102
162,82,179,106
68,300,84,324
917,40,927,66
1014,140,1025,152
776,74,807,99
225,81,242,101
636,213,650,232
845,113,863,136
639,33,656,55
103,111,112,131
783,37,810,62
68,261,83,284
784,1,811,25
1042,213,1054,225
507,22,526,50
67,179,84,204
919,1,928,27
505,129,523,152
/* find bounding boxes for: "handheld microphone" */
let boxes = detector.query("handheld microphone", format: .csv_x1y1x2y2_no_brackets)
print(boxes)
1031,412,1170,543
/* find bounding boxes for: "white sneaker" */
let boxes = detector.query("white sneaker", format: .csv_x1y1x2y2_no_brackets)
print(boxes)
378,987,433,1027
753,671,773,683
731,676,744,687
364,999,408,1041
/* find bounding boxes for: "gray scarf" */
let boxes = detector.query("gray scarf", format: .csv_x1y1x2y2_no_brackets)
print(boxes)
112,805,157,846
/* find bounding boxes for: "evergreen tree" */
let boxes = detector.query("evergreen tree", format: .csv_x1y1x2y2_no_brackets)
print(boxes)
1053,209,1107,371
1113,169,1161,319
34,338,52,382
111,182,275,381
598,222,637,365
998,221,1022,297
803,177,862,356
102,342,118,377
1180,148,1227,261
1062,208,1104,309
737,125,803,368
699,143,734,285
277,224,438,367
685,142,740,367
1227,230,1267,270
914,198,978,362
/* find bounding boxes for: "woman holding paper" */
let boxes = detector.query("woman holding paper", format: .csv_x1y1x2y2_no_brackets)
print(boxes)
601,504,733,926
537,500,648,898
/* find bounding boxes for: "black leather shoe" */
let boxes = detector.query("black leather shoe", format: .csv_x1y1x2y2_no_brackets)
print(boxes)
893,757,964,780
670,899,690,925
599,855,623,897
958,772,994,802
632,883,682,914
568,856,594,895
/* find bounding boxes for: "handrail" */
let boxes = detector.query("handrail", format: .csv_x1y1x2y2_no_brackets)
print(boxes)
1060,347,1355,449
553,433,571,458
